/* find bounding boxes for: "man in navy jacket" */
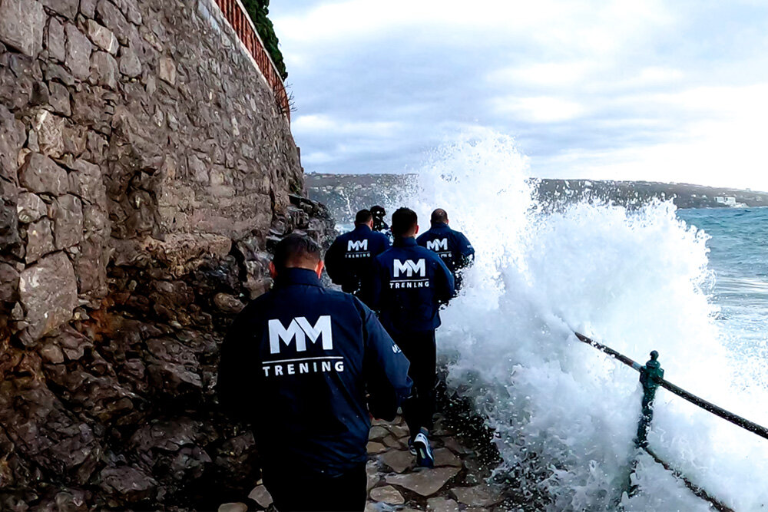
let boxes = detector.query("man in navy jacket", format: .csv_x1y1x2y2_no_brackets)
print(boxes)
325,209,391,307
372,208,455,468
417,208,475,291
218,235,412,512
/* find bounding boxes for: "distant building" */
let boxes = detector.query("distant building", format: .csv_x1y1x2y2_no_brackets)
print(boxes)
715,196,737,206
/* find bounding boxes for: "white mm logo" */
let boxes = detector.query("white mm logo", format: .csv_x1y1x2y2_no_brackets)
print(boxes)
426,238,448,251
348,239,368,251
393,259,426,278
269,316,333,354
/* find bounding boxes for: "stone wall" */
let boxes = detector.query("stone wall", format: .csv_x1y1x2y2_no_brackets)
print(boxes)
0,0,332,509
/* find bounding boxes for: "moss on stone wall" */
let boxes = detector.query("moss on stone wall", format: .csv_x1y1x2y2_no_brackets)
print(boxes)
242,0,288,80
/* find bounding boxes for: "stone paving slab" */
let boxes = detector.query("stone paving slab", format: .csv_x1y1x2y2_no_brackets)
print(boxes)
218,414,501,511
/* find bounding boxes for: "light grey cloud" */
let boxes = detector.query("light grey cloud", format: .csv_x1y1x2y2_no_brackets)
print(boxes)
271,0,768,190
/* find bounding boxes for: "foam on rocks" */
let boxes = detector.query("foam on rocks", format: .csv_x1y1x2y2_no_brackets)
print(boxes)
0,0,333,509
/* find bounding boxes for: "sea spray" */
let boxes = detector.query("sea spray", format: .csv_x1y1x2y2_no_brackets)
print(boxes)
394,129,768,510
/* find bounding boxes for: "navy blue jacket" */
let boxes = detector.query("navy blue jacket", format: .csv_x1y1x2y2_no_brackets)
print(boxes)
325,225,391,306
416,222,475,275
218,268,412,477
372,237,455,334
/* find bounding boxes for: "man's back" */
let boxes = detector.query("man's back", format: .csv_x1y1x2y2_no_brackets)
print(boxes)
416,222,474,275
373,238,455,335
218,268,411,477
326,225,390,305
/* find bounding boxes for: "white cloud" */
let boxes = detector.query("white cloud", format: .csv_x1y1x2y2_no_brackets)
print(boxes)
492,96,588,123
292,114,401,138
271,0,768,189
488,62,598,88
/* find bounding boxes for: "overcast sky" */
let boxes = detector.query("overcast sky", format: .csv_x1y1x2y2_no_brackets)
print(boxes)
270,0,768,190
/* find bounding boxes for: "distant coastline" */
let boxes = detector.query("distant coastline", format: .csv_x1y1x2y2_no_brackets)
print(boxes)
307,173,768,222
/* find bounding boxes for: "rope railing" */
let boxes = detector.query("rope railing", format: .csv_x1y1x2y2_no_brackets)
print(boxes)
573,332,768,512
213,0,291,121
574,332,768,441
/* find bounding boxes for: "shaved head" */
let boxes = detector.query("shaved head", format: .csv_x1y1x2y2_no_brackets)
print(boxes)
430,209,449,224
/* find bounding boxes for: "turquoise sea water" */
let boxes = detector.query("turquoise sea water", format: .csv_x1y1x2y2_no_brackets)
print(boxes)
678,207,768,389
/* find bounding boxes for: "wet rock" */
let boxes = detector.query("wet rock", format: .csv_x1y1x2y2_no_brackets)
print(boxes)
442,437,473,456
147,360,203,393
433,448,462,468
86,19,118,54
382,434,403,449
385,467,461,497
32,110,65,158
367,442,387,455
65,23,93,81
19,153,69,196
17,192,47,224
218,504,248,512
50,194,84,250
41,0,80,20
0,262,19,302
379,448,413,474
0,105,25,178
80,0,97,18
48,325,93,361
370,485,404,505
427,497,460,512
0,0,46,57
450,485,503,507
0,380,101,483
118,45,141,78
388,423,410,439
248,485,273,508
25,217,56,263
46,17,67,63
369,426,389,440
74,236,109,297
48,82,71,116
90,50,118,89
95,0,132,45
19,251,78,340
39,342,65,364
366,460,379,492
213,293,244,314
98,466,156,502
68,159,107,205
159,57,176,85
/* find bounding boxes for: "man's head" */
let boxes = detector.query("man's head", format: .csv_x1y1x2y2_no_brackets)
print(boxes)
370,205,386,220
270,234,324,279
430,208,449,224
391,207,419,238
355,209,373,228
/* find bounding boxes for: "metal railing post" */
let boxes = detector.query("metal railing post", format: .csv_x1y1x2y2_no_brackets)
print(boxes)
636,350,664,447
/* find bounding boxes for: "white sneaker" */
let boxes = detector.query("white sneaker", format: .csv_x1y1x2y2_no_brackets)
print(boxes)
413,432,434,468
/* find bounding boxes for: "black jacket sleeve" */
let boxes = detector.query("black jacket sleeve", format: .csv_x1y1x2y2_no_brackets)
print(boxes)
360,302,412,420
370,257,385,310
454,232,475,270
434,257,456,304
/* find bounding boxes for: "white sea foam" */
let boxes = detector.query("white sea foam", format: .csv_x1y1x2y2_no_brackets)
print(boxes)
395,129,768,511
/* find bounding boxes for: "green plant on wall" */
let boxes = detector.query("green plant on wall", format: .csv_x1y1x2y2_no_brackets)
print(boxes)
241,0,288,80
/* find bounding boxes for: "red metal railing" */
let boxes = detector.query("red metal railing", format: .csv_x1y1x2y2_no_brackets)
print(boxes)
214,0,290,122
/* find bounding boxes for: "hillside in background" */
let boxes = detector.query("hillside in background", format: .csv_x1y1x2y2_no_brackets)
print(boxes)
307,173,768,223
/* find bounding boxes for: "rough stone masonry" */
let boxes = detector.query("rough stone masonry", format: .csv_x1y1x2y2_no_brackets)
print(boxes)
0,0,333,510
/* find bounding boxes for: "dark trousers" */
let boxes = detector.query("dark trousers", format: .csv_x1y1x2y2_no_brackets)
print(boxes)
392,330,437,438
262,464,367,512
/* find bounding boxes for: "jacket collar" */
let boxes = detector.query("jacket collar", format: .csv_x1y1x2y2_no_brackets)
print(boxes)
393,236,418,247
353,224,372,233
274,268,323,288
430,222,449,229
